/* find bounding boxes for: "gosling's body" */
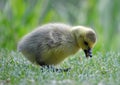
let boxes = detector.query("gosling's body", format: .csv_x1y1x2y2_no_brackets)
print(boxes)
18,23,96,66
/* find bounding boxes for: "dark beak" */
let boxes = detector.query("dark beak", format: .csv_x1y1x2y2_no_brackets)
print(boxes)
84,48,92,58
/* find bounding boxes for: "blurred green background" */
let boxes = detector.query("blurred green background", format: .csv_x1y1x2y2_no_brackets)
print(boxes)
0,0,120,52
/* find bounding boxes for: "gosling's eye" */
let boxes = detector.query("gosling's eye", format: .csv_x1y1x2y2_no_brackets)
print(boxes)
84,41,88,45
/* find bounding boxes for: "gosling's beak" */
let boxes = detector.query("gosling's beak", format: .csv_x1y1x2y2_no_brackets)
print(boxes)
84,48,92,58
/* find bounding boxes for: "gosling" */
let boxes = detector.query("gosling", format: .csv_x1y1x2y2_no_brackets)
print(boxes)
17,23,97,72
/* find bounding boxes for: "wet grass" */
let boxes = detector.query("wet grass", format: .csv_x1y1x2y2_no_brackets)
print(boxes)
0,49,120,85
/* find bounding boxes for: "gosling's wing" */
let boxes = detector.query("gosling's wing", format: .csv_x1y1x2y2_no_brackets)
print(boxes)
46,30,63,48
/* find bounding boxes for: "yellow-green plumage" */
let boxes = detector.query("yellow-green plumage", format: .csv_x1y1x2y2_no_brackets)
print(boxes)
18,23,96,67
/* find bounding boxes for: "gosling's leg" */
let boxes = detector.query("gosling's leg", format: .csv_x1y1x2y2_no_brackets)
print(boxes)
36,57,71,72
40,65,71,72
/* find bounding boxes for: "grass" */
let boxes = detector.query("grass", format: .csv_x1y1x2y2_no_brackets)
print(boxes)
0,49,120,85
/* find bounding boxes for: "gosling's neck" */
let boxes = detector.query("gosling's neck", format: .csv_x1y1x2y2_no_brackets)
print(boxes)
70,29,81,49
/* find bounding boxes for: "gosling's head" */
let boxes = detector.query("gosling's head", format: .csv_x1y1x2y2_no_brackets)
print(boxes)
71,26,97,58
